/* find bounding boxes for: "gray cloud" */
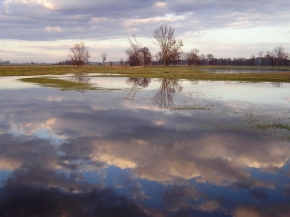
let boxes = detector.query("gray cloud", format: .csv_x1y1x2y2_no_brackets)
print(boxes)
0,0,289,41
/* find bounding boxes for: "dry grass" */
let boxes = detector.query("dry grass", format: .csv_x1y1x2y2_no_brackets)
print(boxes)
1,64,290,82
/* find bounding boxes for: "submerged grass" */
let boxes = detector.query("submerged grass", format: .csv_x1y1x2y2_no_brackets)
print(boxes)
19,77,99,91
1,65,290,82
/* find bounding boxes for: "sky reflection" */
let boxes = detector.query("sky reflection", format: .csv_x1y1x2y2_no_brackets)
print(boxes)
0,76,289,216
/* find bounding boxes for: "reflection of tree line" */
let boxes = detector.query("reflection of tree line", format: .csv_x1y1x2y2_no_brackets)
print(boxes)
153,79,182,108
126,78,184,108
68,73,93,93
71,72,90,83
271,82,282,88
126,78,151,99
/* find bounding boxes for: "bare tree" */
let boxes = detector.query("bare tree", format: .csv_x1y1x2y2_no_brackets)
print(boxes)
184,52,193,66
139,47,152,66
283,53,289,66
68,42,90,67
186,49,200,66
154,52,163,65
153,24,175,66
265,51,275,67
199,54,206,65
273,46,285,66
120,58,124,67
257,51,264,66
250,55,255,66
126,35,141,66
191,49,200,66
180,52,188,65
206,54,214,65
169,39,183,66
100,53,108,65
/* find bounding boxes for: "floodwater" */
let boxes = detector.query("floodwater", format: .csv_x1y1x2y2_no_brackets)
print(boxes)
0,75,290,217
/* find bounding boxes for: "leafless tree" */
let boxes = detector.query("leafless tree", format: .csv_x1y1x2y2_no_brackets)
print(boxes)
206,54,214,65
169,39,183,66
126,35,141,66
283,53,289,66
153,24,175,66
199,54,206,65
109,61,113,67
180,52,188,65
184,52,193,66
68,42,90,67
120,58,124,67
154,52,163,65
139,47,152,66
100,53,108,65
265,51,275,67
273,46,285,66
257,51,264,66
191,49,200,66
186,49,200,66
250,55,256,66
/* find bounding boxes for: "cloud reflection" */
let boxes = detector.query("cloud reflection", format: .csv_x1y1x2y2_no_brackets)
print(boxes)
0,166,149,217
0,79,290,216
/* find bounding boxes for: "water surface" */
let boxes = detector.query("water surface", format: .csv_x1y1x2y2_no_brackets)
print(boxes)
0,76,289,216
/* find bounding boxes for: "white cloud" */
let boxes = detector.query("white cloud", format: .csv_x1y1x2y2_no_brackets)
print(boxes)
154,1,167,8
45,26,62,32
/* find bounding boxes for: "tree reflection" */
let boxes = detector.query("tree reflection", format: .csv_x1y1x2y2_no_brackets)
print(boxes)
71,72,90,83
271,82,282,88
153,78,182,108
191,80,199,85
126,78,151,98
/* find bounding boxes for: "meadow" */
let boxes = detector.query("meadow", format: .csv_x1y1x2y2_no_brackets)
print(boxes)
1,64,290,82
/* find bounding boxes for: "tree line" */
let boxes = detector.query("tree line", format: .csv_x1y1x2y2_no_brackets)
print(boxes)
65,24,289,67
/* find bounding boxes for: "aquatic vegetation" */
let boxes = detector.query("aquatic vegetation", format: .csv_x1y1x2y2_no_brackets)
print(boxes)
19,77,99,91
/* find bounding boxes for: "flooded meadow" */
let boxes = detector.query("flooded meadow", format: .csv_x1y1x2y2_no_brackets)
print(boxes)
0,74,290,216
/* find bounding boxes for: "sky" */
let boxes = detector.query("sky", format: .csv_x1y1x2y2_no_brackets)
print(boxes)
0,0,290,63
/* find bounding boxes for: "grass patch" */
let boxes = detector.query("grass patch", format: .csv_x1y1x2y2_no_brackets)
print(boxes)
19,77,99,91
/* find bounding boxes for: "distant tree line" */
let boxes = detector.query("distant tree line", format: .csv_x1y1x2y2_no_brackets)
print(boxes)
0,60,10,65
152,46,290,67
61,24,289,67
125,25,289,67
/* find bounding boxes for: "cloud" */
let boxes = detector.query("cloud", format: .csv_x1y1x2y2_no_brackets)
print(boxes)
0,133,59,170
233,204,290,217
0,166,149,217
1,0,290,41
1,0,290,62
